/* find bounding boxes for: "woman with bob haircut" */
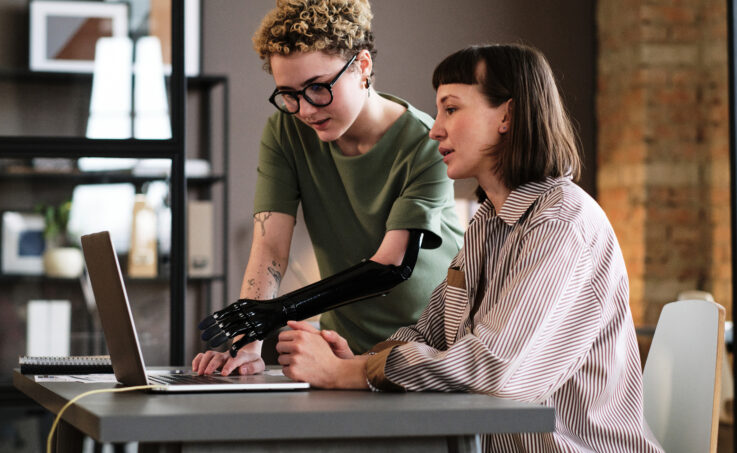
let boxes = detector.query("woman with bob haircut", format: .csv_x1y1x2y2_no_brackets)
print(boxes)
275,44,664,452
193,0,462,376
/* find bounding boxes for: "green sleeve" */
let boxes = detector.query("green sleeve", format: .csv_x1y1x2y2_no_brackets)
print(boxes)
385,137,453,249
253,115,301,217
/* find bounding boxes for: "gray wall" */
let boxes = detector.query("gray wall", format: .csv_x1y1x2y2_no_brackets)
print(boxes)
201,0,596,302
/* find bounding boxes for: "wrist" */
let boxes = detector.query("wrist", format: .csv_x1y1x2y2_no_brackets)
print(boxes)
334,356,369,389
236,338,263,354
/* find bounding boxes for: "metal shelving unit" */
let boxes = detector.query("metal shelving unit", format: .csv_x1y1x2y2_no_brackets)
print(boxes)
0,72,230,361
0,2,187,368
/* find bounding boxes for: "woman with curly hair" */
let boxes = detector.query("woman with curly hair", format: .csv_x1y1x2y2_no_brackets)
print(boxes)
193,0,463,376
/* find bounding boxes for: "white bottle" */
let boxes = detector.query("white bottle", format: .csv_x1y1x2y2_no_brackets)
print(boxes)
128,194,158,277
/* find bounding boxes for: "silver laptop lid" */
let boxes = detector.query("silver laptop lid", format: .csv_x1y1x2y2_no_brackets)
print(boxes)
80,231,149,387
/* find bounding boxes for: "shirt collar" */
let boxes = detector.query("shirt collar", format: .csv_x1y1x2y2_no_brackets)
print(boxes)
470,176,570,227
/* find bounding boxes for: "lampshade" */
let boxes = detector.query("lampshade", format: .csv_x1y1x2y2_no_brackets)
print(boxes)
134,36,171,139
86,36,133,139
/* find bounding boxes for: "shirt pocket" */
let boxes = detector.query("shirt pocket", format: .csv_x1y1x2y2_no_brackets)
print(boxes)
444,267,468,347
446,266,466,289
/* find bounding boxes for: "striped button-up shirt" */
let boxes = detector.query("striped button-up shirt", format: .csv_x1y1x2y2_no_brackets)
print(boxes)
366,177,663,452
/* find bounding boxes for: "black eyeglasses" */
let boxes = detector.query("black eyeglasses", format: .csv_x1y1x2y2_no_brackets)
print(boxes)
268,53,358,114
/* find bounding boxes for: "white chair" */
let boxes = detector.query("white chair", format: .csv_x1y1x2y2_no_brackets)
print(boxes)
677,290,734,425
642,299,725,453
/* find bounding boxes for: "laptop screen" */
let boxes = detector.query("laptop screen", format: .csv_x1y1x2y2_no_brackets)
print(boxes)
81,231,149,387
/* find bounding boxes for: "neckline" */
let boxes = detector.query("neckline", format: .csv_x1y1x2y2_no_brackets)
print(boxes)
329,93,411,160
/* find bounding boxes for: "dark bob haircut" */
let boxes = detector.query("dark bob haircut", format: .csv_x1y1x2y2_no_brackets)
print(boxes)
432,44,581,193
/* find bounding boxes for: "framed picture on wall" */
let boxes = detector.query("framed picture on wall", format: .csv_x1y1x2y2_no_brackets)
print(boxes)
29,0,129,73
1,211,46,275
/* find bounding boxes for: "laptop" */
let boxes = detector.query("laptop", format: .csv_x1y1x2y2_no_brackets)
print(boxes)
80,230,309,392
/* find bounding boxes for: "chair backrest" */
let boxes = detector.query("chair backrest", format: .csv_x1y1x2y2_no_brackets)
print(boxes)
642,299,725,453
676,290,714,302
676,290,734,425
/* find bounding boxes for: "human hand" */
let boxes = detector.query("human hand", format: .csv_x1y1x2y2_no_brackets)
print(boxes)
191,347,265,376
276,321,366,388
198,298,287,357
285,321,355,359
276,322,342,387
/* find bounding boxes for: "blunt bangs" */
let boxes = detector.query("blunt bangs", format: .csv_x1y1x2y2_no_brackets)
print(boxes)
432,47,482,89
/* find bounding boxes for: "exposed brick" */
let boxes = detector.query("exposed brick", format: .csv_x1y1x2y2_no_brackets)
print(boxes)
640,5,696,25
670,25,701,42
671,68,700,85
639,44,698,65
640,23,669,41
634,68,669,86
598,0,731,325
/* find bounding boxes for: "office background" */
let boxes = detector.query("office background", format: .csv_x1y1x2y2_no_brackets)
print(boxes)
0,0,732,451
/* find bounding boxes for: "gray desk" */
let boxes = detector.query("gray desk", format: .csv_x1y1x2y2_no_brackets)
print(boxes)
14,369,554,452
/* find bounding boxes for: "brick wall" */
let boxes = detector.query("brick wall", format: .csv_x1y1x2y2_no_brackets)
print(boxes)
597,0,731,326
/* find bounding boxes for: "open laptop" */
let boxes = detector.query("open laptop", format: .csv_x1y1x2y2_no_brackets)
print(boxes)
80,231,309,392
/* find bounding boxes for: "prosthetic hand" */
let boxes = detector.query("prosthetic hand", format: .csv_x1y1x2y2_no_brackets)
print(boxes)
199,230,424,357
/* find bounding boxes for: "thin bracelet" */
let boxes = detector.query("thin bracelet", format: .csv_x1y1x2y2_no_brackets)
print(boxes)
365,351,380,392
366,377,381,392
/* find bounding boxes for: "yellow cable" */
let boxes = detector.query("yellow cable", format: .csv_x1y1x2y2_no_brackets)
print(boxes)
46,384,155,453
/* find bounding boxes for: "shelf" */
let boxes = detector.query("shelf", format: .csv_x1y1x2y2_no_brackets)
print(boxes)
0,274,225,283
186,75,228,88
0,169,225,186
0,68,226,87
0,68,93,83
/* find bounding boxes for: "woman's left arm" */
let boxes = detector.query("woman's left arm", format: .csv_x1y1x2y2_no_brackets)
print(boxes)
375,220,604,401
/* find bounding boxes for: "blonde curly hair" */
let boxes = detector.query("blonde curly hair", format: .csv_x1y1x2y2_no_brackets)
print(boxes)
253,0,376,72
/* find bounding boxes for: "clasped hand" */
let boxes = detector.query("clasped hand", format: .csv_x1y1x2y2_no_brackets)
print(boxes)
277,321,360,387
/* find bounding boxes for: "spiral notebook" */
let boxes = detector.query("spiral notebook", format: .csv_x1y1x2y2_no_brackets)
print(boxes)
79,231,309,392
19,355,113,375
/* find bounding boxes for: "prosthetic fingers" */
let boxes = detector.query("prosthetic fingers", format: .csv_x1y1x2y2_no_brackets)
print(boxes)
199,230,425,357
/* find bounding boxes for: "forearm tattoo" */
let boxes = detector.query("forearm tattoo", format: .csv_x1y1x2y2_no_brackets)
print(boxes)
267,260,282,287
245,213,284,299
253,212,273,237
244,261,283,300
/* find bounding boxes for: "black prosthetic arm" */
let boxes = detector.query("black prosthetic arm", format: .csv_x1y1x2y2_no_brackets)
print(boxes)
199,230,424,356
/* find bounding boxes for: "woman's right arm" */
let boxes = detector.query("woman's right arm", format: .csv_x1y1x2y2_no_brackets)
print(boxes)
192,211,295,375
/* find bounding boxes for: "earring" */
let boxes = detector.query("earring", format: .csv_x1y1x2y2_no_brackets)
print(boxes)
500,125,507,132
365,78,371,89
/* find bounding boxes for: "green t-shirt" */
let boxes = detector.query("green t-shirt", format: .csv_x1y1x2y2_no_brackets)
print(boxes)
254,93,463,353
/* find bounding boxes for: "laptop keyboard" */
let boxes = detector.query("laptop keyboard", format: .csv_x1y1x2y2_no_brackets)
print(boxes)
149,373,232,385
